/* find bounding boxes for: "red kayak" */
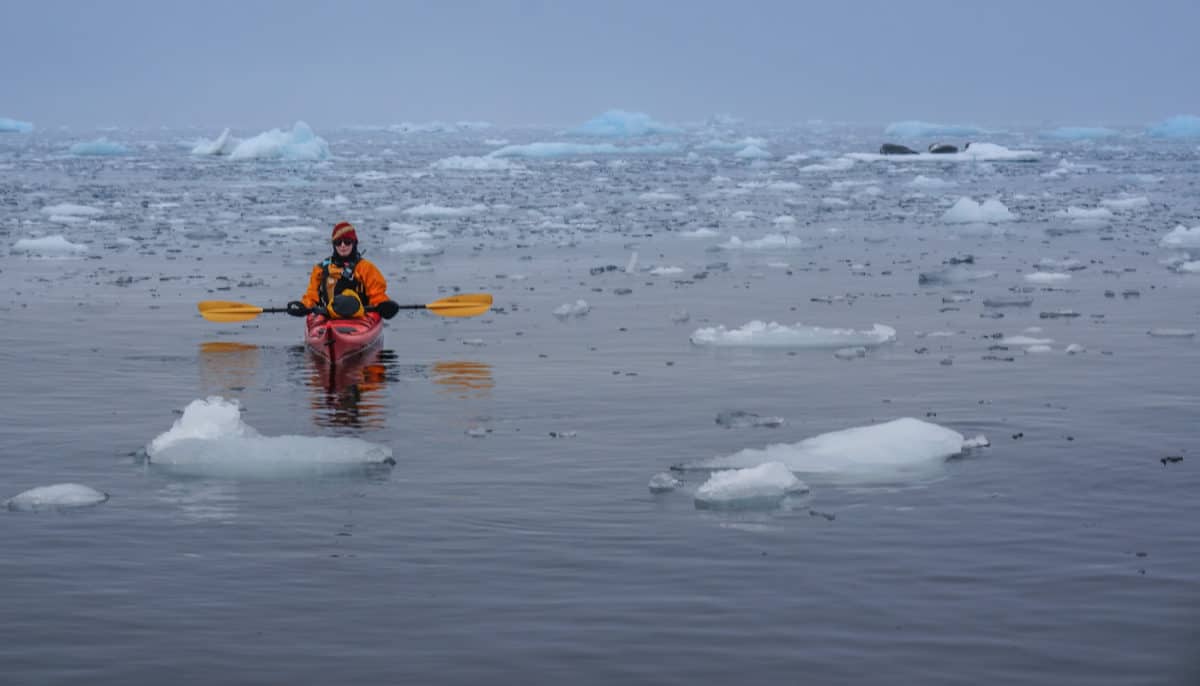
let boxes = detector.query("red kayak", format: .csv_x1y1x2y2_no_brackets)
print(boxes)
305,312,384,363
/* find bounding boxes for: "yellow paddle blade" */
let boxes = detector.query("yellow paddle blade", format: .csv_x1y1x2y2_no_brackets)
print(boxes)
197,300,265,322
425,293,493,318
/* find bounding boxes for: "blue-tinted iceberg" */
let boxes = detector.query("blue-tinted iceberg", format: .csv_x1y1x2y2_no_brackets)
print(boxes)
1041,126,1117,140
69,138,130,156
146,397,393,479
569,110,679,137
0,117,33,133
229,121,330,160
1147,115,1200,138
884,120,984,137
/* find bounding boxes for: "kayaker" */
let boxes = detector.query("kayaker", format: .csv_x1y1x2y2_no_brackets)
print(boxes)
287,221,401,320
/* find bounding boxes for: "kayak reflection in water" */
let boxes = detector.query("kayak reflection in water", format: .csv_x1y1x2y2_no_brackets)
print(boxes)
198,341,260,397
432,361,494,398
307,347,398,430
286,221,402,321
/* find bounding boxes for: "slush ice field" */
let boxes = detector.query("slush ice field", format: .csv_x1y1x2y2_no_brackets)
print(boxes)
1,115,1198,684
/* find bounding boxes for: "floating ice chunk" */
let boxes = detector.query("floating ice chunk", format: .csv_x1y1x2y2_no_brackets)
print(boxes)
918,266,997,285
70,138,130,156
41,203,102,217
716,411,785,429
1024,272,1071,284
5,484,108,512
625,251,639,273
1175,261,1200,274
1025,344,1054,354
1100,195,1149,210
1147,328,1196,338
553,299,590,318
12,235,88,255
1147,115,1200,138
718,234,801,250
229,121,330,161
639,190,681,201
681,228,719,238
688,418,968,483
489,141,680,158
146,397,392,479
388,239,443,256
1002,335,1055,346
432,155,523,171
569,110,679,137
983,296,1033,308
1037,257,1084,271
911,175,957,189
963,435,990,449
0,117,34,133
1041,126,1118,140
1160,225,1200,250
263,225,318,236
849,143,1039,163
649,266,684,276
943,197,1017,223
885,121,984,137
1066,344,1086,354
191,128,238,155
691,320,896,349
694,462,809,510
648,472,682,494
402,203,487,217
735,144,771,159
1058,206,1113,221
833,346,867,360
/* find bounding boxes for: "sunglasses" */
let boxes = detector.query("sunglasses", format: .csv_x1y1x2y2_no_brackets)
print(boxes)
332,238,356,246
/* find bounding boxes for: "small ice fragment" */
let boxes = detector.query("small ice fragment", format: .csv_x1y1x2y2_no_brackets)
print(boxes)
694,462,809,510
465,426,489,438
553,299,591,318
1147,328,1196,338
963,435,990,449
670,310,691,324
716,411,785,429
5,484,109,512
648,472,682,494
834,346,867,360
1065,343,1086,355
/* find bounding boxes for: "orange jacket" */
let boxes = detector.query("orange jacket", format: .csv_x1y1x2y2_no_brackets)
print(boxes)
300,257,390,310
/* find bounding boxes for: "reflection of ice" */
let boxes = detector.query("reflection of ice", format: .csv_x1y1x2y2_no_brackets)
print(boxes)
155,481,240,522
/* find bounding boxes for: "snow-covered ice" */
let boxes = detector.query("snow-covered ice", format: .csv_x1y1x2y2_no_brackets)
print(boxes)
12,235,88,255
5,484,109,511
694,462,809,510
942,197,1017,223
229,121,330,161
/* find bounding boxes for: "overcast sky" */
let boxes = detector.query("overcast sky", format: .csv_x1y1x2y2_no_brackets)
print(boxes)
2,0,1197,130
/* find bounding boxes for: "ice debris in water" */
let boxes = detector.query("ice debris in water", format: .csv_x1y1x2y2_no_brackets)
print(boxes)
983,296,1033,308
1147,328,1196,339
690,321,896,349
5,484,109,512
146,397,392,479
1066,344,1087,354
963,435,991,449
919,266,997,285
833,346,868,360
553,299,591,318
716,411,784,429
942,197,1018,223
694,462,809,510
685,418,971,483
648,472,682,494
1160,225,1200,250
1025,272,1071,284
0,117,34,133
12,235,88,256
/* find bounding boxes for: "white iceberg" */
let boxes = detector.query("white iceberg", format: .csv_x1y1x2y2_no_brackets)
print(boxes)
191,128,239,156
69,138,130,156
262,225,318,236
569,110,679,137
1160,225,1200,250
553,299,591,318
1099,196,1149,210
734,144,771,159
5,484,108,512
229,121,330,161
146,397,393,479
691,320,896,348
687,418,972,483
942,197,1017,223
1024,272,1071,284
12,235,88,255
694,462,809,510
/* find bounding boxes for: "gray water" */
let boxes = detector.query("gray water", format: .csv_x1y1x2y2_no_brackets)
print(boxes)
2,126,1198,685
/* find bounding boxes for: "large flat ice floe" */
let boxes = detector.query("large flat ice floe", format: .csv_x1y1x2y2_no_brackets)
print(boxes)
146,397,393,479
847,142,1039,163
691,320,896,348
5,484,109,512
682,418,973,483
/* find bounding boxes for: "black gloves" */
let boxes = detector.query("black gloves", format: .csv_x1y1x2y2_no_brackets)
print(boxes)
286,301,310,317
375,300,400,320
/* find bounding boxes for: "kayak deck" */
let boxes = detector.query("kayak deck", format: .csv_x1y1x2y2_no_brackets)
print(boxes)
305,313,383,363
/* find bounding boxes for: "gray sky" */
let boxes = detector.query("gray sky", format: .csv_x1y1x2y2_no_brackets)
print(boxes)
3,0,1197,130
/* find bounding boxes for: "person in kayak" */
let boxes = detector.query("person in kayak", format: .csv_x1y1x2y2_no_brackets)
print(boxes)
286,221,401,320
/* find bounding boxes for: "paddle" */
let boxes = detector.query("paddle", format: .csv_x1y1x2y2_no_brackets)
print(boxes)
198,293,493,323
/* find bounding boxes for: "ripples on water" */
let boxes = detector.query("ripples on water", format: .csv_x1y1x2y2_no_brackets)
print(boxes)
1,127,1198,684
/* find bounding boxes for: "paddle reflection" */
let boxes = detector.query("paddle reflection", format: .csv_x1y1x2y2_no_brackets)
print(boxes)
432,360,495,398
198,341,259,396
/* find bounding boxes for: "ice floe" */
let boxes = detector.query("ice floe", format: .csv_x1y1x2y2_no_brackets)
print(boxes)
1160,225,1200,250
690,320,896,348
848,143,1038,163
432,155,523,171
683,418,975,483
146,397,393,479
5,484,109,512
553,299,591,318
942,197,1017,223
1024,271,1071,284
12,235,88,255
718,234,801,250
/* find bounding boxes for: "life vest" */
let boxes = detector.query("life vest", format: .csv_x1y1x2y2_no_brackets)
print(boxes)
319,258,367,318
